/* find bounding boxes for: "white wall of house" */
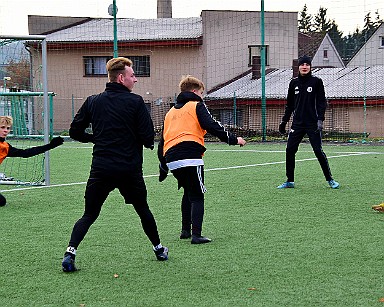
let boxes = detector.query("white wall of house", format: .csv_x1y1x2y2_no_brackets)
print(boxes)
348,23,384,67
312,34,345,68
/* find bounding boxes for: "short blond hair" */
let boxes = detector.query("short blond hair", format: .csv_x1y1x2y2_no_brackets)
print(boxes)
179,75,205,92
106,57,133,82
0,116,13,126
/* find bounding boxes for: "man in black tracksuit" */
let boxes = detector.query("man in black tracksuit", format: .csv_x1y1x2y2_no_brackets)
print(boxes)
61,57,168,273
158,76,246,244
277,55,339,189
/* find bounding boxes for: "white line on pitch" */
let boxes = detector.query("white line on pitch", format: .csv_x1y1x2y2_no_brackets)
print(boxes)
0,152,374,193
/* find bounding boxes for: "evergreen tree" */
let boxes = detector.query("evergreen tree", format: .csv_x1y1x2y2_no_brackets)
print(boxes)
373,10,383,28
363,12,376,38
328,21,345,60
313,7,332,33
360,11,382,44
298,4,313,33
295,5,383,64
343,28,363,62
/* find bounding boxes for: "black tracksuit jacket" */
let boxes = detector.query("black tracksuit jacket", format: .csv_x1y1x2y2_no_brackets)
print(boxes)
69,82,154,174
282,72,327,129
158,91,238,165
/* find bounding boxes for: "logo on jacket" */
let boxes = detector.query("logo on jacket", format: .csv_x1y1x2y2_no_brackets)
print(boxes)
307,87,313,92
294,86,299,95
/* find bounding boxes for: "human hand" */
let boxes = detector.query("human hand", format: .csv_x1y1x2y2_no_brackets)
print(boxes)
159,163,168,182
237,137,246,147
49,136,64,148
279,121,287,135
316,120,323,132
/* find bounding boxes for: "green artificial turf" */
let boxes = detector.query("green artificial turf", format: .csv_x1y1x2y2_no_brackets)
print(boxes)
0,142,383,306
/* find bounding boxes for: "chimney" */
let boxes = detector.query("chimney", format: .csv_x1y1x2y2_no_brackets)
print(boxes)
251,56,261,80
157,0,172,18
292,59,299,78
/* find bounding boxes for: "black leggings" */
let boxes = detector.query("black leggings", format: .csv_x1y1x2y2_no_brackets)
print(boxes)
68,171,161,249
286,127,333,182
0,193,6,206
172,166,206,236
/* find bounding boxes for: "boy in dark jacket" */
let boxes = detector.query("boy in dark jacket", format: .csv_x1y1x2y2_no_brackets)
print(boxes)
277,55,339,189
158,76,246,244
0,115,63,206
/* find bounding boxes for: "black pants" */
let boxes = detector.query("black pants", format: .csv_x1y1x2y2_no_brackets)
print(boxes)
68,170,161,249
286,127,333,182
172,165,206,236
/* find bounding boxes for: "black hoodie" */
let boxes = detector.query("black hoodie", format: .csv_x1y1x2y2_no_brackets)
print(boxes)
158,91,238,165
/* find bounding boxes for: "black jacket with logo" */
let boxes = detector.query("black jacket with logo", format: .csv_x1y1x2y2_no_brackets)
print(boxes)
282,72,327,129
69,82,154,174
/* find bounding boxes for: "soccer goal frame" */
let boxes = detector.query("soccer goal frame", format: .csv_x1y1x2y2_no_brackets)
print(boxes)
0,34,53,186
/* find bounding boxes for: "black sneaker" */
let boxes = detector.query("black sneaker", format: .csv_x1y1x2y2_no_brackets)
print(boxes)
154,246,169,261
180,230,191,239
62,253,77,272
191,235,212,244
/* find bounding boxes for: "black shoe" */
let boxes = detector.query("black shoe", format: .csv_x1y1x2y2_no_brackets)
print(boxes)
191,235,212,244
62,253,77,272
180,230,191,239
154,246,169,261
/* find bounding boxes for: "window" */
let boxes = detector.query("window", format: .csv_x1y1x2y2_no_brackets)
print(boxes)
248,45,269,67
323,49,328,59
130,56,150,77
83,56,150,77
380,36,384,48
84,57,109,75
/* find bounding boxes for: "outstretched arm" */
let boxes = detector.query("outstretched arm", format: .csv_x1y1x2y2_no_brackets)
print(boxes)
196,102,239,145
7,136,64,158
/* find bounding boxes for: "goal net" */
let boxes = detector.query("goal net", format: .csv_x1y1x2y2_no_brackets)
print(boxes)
0,36,52,186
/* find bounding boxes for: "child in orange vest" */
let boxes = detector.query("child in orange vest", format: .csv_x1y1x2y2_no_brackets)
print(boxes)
158,76,246,244
0,115,63,206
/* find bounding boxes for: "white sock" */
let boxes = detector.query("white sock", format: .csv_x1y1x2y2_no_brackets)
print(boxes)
153,244,163,251
66,246,77,255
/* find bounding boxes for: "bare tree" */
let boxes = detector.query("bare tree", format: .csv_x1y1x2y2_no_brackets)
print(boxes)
5,58,31,90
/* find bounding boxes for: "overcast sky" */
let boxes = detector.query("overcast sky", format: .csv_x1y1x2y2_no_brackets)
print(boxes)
0,0,383,36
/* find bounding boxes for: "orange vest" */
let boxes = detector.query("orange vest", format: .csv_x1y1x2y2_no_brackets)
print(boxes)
0,141,10,164
163,101,206,155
